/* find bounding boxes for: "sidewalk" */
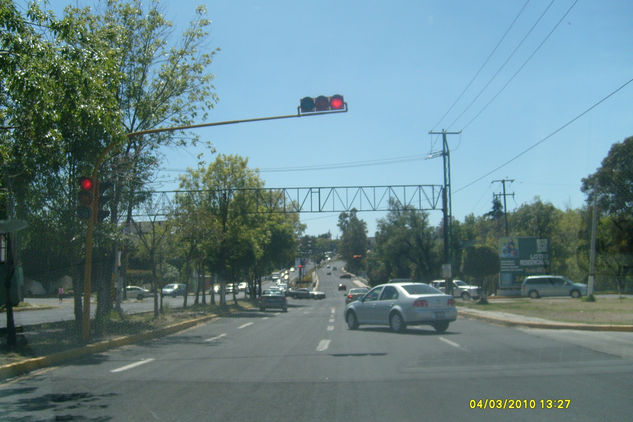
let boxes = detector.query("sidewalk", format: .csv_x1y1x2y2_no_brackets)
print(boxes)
458,306,633,332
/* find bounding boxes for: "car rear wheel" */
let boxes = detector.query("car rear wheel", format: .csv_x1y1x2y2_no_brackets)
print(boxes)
570,289,581,298
529,290,540,299
432,321,449,333
346,311,359,330
389,312,406,333
461,292,471,300
137,294,143,300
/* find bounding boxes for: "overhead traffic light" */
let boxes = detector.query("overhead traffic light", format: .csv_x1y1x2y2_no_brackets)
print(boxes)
78,177,94,220
299,95,346,114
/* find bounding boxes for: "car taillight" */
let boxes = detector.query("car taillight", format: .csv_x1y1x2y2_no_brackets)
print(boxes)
447,298,455,306
347,294,353,299
413,299,428,307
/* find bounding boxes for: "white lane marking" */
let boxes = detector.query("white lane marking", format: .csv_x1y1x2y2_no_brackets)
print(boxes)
327,325,334,331
439,337,462,349
262,317,269,320
330,308,335,314
329,318,335,323
111,358,155,373
238,322,254,329
316,339,331,352
204,333,227,342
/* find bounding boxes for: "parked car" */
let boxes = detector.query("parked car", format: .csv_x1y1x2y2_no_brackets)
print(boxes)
520,275,587,298
345,287,369,304
161,283,186,297
431,279,481,300
288,288,312,299
126,285,152,300
340,273,352,279
259,289,287,312
310,290,326,300
238,282,248,291
344,282,457,333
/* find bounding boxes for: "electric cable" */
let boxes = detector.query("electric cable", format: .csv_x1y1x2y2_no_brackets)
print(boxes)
454,76,633,194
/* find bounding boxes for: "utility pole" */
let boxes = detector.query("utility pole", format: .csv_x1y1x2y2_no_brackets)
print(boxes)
428,129,461,295
492,178,514,236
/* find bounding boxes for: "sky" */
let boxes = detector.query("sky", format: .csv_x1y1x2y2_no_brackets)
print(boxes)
45,0,633,237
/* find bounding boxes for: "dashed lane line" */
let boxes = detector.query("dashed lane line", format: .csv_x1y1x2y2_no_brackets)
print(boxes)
238,322,254,329
316,339,331,352
111,358,155,373
439,336,463,349
204,333,227,342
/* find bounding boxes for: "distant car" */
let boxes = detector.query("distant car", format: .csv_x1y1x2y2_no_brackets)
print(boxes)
345,287,369,304
332,266,337,271
327,271,332,275
520,275,587,298
238,282,248,291
161,283,186,297
344,282,457,333
288,288,312,299
259,289,288,312
338,283,347,291
126,285,152,300
310,290,326,300
340,273,352,279
431,279,481,300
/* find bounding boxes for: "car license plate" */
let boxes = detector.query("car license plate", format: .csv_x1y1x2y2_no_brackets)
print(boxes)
434,311,445,319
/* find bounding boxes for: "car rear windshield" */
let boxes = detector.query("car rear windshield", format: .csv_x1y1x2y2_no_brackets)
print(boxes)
402,284,442,295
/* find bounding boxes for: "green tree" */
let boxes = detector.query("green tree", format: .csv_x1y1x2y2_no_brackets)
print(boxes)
337,209,368,274
462,246,500,297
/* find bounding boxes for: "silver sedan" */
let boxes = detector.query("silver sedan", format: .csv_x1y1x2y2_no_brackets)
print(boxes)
344,282,457,333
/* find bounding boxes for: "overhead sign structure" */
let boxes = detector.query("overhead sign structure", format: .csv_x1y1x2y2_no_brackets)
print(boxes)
498,237,550,289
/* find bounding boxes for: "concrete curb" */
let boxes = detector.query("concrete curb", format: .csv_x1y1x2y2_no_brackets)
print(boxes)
458,309,633,332
0,313,222,382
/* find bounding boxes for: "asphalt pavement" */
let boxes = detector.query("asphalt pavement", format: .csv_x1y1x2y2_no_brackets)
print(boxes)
1,260,632,421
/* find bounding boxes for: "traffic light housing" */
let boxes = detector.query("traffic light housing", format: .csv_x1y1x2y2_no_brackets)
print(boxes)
78,177,94,220
299,95,346,114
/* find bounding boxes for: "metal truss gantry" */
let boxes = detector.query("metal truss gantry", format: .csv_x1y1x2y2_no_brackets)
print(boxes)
132,184,444,217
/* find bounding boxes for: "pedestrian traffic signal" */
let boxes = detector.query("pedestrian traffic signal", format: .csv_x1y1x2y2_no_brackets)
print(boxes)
299,95,346,114
78,177,94,220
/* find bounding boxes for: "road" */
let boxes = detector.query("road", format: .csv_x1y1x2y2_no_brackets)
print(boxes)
2,260,632,421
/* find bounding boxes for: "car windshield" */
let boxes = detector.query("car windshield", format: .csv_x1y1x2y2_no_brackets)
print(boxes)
3,1,632,421
402,284,443,295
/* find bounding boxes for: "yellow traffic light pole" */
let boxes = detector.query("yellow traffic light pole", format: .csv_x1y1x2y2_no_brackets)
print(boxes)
81,104,348,341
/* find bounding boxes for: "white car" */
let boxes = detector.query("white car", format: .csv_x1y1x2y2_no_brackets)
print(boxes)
431,279,481,300
344,282,457,333
126,285,152,300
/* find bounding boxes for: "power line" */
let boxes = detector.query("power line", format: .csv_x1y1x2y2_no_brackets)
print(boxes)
462,0,579,130
447,0,556,130
431,0,532,131
454,75,633,194
159,153,432,174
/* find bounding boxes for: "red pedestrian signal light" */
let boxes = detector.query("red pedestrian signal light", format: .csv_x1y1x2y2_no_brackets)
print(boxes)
299,95,346,114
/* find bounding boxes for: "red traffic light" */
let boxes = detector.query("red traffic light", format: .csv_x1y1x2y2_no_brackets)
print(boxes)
330,95,344,110
79,177,94,191
299,95,346,114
